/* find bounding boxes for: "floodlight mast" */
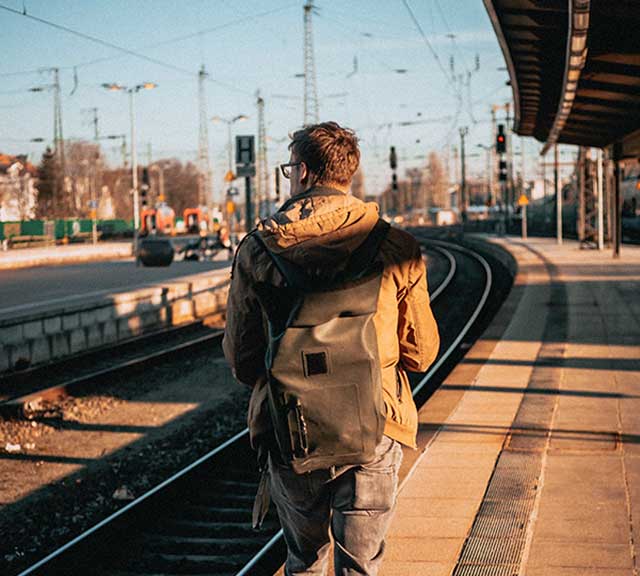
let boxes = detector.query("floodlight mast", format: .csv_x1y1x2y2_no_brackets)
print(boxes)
102,82,157,263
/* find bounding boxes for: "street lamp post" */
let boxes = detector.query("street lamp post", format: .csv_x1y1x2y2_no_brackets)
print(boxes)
211,114,248,244
211,114,249,179
103,83,157,262
459,127,469,224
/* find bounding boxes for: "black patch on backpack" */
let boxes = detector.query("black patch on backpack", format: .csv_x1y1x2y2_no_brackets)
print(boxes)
303,351,329,376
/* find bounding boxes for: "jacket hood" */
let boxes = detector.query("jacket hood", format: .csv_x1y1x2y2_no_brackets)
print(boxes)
256,186,380,278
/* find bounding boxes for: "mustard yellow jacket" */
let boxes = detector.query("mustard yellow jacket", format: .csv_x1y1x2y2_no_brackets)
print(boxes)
223,187,439,449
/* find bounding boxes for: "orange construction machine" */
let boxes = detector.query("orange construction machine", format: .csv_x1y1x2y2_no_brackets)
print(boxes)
140,204,175,236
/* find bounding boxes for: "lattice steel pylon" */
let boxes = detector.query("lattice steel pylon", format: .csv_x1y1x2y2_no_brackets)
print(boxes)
256,90,270,219
197,64,212,208
303,1,319,125
51,68,67,215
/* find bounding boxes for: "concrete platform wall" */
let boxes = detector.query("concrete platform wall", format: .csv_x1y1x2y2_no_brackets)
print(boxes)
0,271,230,373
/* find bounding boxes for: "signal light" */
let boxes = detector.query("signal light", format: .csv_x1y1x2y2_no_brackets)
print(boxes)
389,146,397,170
496,124,506,154
499,159,508,182
141,167,150,207
392,172,398,191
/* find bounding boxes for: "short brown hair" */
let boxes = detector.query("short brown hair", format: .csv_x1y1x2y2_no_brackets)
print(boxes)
289,121,360,186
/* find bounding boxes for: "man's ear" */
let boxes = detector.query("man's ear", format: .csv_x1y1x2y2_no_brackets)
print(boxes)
300,161,310,184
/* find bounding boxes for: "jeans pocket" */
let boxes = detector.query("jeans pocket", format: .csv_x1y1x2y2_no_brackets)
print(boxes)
269,456,328,509
352,468,397,511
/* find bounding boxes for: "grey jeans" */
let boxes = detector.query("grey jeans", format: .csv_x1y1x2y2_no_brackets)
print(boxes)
268,436,403,576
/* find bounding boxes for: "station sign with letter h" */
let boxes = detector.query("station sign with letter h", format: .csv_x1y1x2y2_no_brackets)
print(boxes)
236,135,256,177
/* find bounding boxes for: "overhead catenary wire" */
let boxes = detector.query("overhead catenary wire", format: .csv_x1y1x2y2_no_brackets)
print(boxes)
400,0,459,98
433,0,473,76
0,2,254,96
66,3,298,73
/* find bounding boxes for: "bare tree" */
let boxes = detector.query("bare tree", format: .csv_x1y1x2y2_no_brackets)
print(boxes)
427,152,447,208
100,167,132,220
35,148,57,218
64,140,103,217
160,159,199,217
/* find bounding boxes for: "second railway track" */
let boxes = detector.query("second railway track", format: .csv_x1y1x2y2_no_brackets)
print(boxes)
13,234,514,576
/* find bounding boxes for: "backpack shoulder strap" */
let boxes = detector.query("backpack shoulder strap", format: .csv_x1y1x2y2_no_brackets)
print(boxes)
253,218,390,289
252,233,313,291
343,218,391,279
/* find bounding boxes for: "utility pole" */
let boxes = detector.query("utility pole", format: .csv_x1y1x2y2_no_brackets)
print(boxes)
506,102,514,228
491,106,498,207
197,65,212,209
542,148,547,228
521,137,526,196
452,145,459,209
555,144,562,245
597,148,604,250
256,90,270,219
89,107,99,244
459,126,468,224
613,142,622,259
303,1,319,125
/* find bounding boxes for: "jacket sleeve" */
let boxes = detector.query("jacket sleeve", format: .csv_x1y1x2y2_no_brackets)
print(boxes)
222,238,267,387
397,242,440,372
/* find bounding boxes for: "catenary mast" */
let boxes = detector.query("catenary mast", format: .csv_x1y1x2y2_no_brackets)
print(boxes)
198,64,212,208
256,90,270,219
303,1,319,125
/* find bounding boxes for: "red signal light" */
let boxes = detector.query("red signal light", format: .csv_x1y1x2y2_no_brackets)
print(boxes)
496,124,507,153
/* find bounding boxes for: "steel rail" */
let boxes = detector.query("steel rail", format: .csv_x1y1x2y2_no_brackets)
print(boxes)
412,239,492,396
1,328,224,411
17,242,460,576
235,239,492,576
427,245,457,302
18,428,248,576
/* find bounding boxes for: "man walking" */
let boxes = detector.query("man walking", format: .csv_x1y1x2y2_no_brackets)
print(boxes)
223,121,439,575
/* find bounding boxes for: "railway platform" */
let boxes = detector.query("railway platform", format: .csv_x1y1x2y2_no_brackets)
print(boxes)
381,237,640,576
0,241,133,270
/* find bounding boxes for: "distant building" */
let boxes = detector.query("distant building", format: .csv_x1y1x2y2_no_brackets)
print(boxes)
0,154,38,221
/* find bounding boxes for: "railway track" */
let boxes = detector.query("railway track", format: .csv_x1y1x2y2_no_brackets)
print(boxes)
16,237,509,576
0,320,224,416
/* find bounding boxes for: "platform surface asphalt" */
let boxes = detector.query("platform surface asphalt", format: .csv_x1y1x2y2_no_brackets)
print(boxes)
381,237,640,576
0,241,133,270
0,259,231,318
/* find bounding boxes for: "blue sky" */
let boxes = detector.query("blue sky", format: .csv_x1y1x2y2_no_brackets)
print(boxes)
1,0,525,201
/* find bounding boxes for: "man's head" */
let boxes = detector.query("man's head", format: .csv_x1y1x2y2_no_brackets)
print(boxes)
285,121,360,197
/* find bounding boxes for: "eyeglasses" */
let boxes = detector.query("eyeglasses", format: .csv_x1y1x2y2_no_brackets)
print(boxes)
280,161,303,179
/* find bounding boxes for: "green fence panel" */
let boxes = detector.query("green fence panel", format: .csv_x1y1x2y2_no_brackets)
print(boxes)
101,219,133,233
20,220,45,236
78,219,92,234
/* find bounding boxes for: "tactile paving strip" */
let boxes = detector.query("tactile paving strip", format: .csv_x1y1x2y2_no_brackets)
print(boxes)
452,250,568,575
453,340,563,572
452,450,542,574
454,565,520,576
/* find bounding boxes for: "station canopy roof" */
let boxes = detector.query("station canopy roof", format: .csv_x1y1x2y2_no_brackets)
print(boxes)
484,0,640,158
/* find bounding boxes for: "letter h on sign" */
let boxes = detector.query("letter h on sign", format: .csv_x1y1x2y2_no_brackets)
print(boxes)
236,135,255,166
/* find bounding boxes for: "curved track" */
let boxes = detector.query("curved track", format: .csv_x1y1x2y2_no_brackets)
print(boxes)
17,238,503,576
